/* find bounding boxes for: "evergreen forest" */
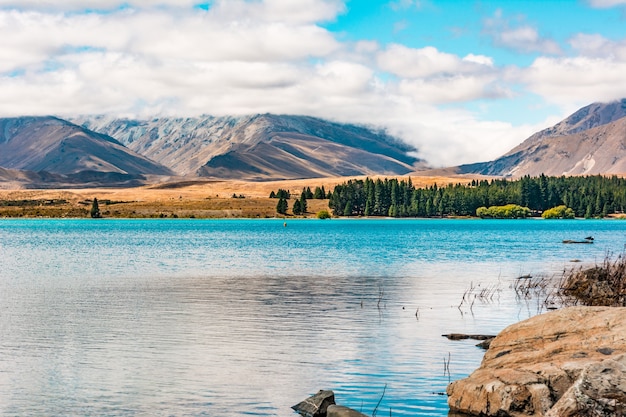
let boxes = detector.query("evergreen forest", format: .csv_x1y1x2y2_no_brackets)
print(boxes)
327,175,626,218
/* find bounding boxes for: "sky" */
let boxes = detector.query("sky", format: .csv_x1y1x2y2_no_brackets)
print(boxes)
1,0,626,167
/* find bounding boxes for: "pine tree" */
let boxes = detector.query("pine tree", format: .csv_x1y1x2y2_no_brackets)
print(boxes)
90,198,101,218
276,198,288,215
313,187,324,199
292,199,302,215
300,193,308,213
343,201,352,216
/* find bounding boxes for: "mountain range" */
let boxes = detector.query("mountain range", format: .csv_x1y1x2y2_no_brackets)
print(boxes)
0,114,421,187
73,114,422,179
0,99,625,188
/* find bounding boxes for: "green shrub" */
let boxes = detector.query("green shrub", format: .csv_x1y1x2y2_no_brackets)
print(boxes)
542,205,575,219
476,204,531,219
316,210,331,219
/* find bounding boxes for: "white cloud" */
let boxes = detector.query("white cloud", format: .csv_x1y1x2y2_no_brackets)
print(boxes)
0,0,198,11
0,0,346,21
208,0,345,24
389,0,421,11
376,44,493,78
462,54,494,66
587,0,626,8
398,76,506,104
522,56,626,109
377,45,460,78
0,9,341,71
357,101,537,167
498,26,562,54
569,33,626,60
373,45,504,107
483,11,562,54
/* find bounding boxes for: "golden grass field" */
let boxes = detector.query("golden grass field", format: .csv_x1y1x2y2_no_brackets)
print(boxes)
0,174,482,218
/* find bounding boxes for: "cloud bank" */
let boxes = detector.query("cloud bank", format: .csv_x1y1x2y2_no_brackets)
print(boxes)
0,0,625,167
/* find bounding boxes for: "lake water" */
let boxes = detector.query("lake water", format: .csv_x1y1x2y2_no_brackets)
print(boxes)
1,218,625,416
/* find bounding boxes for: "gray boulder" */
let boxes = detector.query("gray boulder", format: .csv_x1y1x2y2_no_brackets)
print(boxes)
292,390,336,417
546,353,626,417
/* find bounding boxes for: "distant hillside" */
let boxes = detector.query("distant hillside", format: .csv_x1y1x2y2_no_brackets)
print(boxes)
0,117,173,179
458,99,626,177
75,114,422,180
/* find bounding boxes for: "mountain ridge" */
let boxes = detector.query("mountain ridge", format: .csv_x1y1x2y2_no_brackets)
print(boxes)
455,99,626,177
74,113,422,180
0,116,173,177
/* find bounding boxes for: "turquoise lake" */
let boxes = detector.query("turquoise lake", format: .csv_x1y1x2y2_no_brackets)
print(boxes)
1,218,625,416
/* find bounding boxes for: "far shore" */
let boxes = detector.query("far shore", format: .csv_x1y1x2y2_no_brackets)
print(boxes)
3,174,625,220
0,174,482,219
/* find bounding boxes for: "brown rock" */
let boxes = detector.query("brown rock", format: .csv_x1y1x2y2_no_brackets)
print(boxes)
447,306,626,417
476,337,495,350
326,405,369,417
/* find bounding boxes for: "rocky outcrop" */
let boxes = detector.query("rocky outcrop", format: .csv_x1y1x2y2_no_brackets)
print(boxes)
447,306,626,416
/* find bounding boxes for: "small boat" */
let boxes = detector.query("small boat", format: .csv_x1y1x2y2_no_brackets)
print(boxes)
562,239,594,244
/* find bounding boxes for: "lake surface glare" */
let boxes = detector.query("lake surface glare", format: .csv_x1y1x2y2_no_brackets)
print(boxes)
1,218,625,416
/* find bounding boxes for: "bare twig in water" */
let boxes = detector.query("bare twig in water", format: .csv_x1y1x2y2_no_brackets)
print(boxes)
372,384,387,417
443,352,451,383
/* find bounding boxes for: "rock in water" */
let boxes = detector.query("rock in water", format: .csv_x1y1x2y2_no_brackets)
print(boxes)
326,405,369,417
447,306,626,416
292,390,336,417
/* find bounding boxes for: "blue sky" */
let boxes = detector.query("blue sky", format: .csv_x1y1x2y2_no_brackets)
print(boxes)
0,0,625,166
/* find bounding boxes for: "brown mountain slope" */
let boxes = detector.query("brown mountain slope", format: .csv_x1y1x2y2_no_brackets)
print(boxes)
457,99,626,177
533,98,626,138
0,166,148,189
197,131,420,180
0,117,172,177
0,166,44,189
74,114,421,179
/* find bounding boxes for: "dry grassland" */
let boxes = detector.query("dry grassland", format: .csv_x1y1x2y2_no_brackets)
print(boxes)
0,174,480,218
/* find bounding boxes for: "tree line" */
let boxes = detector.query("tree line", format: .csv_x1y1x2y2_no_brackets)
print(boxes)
326,175,626,218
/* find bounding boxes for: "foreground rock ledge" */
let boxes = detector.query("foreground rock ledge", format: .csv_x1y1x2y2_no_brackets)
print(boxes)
447,306,626,417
